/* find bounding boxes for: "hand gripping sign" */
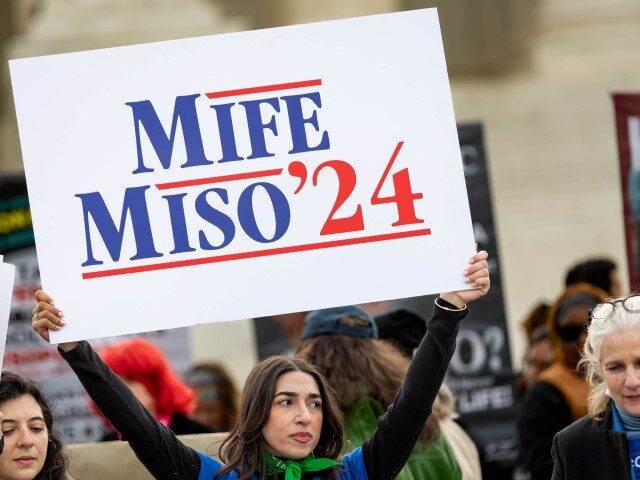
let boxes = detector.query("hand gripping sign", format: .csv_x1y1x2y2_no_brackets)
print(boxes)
10,9,476,342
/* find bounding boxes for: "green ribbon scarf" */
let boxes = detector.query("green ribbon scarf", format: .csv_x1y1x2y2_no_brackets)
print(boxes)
264,453,341,480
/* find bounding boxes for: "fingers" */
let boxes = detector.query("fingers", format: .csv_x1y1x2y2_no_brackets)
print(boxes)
469,250,488,264
33,316,62,332
462,249,490,293
465,267,489,286
34,290,53,304
32,290,65,335
464,251,489,281
33,302,64,323
32,308,64,330
473,275,490,292
465,259,487,275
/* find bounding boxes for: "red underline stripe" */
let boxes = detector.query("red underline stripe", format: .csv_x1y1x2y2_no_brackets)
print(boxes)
82,228,431,279
155,168,283,190
205,79,322,99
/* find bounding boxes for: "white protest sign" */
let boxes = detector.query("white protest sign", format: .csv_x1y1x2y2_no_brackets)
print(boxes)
10,9,475,342
0,256,16,370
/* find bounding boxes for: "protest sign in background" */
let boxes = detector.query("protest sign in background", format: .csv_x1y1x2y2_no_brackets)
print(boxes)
0,174,33,256
396,123,515,477
1,174,193,443
443,123,516,477
0,258,14,373
613,92,640,291
10,9,476,342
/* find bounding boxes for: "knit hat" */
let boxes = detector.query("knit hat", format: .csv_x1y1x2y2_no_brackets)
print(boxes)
301,305,377,340
375,309,426,355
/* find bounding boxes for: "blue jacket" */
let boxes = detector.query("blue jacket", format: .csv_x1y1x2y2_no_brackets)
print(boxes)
197,448,367,480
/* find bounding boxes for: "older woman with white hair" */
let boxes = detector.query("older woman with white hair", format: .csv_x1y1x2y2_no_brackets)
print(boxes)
552,294,640,480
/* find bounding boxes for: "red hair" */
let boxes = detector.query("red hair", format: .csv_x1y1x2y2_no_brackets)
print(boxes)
100,339,195,417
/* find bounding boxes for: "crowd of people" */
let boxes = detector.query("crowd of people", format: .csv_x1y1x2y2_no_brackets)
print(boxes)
0,250,488,480
516,257,628,479
2,252,639,480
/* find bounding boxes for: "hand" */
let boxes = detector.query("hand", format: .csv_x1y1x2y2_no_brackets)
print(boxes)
439,250,490,309
32,290,78,351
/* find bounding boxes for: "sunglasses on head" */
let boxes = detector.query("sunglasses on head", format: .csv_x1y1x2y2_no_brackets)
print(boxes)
589,294,640,321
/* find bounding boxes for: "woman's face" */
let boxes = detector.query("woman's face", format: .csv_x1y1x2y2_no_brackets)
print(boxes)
601,328,640,415
193,397,227,432
262,371,323,459
0,395,48,480
122,378,156,415
523,338,555,387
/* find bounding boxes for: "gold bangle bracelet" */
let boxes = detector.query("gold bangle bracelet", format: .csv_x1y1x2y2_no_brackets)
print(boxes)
434,297,467,312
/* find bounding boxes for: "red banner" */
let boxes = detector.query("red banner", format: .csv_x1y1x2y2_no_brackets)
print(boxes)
613,92,640,291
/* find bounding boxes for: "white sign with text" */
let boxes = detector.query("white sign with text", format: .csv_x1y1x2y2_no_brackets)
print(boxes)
10,9,475,342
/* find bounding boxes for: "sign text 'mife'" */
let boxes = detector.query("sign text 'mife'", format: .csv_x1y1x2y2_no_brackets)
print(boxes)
76,79,429,280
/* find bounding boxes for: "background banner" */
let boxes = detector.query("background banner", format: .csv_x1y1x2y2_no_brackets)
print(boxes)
0,175,192,443
613,92,640,291
0,258,14,373
393,123,515,477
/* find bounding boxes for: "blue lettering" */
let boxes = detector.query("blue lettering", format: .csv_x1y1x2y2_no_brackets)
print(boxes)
237,182,290,243
127,94,213,174
195,188,235,250
281,92,330,155
210,102,244,163
163,193,196,254
76,186,162,267
238,97,280,160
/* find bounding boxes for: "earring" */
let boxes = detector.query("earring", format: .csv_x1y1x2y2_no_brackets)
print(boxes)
605,388,611,396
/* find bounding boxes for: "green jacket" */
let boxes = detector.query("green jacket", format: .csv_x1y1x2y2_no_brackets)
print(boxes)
343,397,462,480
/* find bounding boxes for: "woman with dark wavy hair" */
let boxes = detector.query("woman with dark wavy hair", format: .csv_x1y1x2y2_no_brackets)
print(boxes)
0,372,67,480
31,250,489,480
217,356,344,480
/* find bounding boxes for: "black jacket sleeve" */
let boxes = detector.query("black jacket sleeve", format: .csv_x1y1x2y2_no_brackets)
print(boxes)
518,381,572,480
360,302,466,480
60,341,202,480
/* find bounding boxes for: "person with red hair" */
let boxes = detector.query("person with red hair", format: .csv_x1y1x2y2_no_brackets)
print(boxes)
98,339,213,441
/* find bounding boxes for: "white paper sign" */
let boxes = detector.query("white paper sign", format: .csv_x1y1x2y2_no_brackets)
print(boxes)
0,256,16,370
10,9,475,342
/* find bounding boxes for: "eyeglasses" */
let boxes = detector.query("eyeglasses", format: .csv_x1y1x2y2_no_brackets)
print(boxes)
590,295,640,321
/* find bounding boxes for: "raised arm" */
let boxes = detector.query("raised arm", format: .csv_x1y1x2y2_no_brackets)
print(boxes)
360,251,489,480
32,292,204,480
